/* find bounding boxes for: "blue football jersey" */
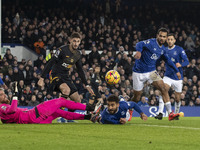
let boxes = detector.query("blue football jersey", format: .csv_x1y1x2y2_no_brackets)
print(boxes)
133,38,179,74
164,45,189,80
100,101,143,124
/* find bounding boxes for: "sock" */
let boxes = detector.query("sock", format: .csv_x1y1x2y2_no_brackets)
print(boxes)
84,114,91,120
61,94,69,99
165,101,172,114
175,101,181,113
158,96,164,114
68,109,75,112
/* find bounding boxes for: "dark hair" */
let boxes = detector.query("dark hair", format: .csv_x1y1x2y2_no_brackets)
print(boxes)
107,94,120,103
168,33,176,39
70,32,82,39
157,27,169,35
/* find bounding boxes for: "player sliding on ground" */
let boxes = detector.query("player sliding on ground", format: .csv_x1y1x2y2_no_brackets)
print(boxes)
0,88,99,124
91,94,148,124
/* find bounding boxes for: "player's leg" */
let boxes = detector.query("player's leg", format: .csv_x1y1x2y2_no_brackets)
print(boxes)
69,92,81,103
53,109,86,120
172,79,183,114
131,90,143,102
131,72,145,102
36,98,87,117
152,80,179,120
152,80,171,112
59,83,71,100
50,74,71,100
174,92,181,113
39,109,91,124
149,71,172,114
155,83,170,120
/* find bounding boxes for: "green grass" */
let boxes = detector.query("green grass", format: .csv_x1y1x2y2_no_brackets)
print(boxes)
0,117,200,150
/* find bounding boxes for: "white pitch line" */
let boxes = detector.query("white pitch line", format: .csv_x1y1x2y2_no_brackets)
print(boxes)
133,124,200,130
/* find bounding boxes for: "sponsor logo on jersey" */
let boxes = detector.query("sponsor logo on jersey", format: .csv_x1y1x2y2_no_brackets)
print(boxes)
62,63,70,68
121,111,125,116
171,57,175,62
174,51,177,55
1,106,7,110
143,40,150,44
150,53,158,60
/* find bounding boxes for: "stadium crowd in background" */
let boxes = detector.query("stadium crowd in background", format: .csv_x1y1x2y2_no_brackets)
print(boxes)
1,0,200,107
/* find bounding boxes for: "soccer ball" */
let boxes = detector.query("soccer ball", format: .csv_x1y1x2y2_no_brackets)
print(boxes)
105,70,120,85
179,112,184,117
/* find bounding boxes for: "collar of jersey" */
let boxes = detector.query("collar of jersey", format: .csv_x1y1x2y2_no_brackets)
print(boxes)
168,45,176,50
155,39,163,48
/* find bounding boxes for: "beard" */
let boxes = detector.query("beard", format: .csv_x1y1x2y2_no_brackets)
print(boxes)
108,108,117,114
73,45,78,50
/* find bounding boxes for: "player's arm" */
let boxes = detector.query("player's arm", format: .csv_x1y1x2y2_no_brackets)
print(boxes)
127,101,148,121
38,49,61,86
177,48,189,67
38,57,56,87
76,59,94,95
4,98,18,114
134,40,149,60
162,53,181,79
41,57,57,79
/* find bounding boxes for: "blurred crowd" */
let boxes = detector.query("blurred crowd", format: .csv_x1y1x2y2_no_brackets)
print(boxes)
1,0,200,106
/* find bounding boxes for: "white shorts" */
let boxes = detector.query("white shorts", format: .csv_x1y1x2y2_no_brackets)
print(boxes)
132,70,162,91
163,76,183,93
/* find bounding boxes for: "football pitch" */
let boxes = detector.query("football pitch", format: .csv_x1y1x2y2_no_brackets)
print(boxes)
0,117,200,150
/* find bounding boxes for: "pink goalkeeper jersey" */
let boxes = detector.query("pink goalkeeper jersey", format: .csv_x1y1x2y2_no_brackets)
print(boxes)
0,99,36,124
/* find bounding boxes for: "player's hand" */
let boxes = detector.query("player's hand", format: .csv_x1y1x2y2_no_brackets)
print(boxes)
176,63,182,68
134,51,141,60
38,78,44,87
86,85,94,95
176,72,181,80
140,113,148,121
120,118,127,124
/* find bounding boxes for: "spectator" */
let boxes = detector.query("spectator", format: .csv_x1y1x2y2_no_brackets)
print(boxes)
23,86,32,102
18,63,25,81
18,95,26,106
138,96,149,107
44,93,53,101
28,95,40,106
195,98,200,106
34,38,45,55
88,46,101,66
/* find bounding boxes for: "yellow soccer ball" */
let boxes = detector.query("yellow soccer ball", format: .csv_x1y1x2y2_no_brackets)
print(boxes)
105,70,120,85
179,112,184,117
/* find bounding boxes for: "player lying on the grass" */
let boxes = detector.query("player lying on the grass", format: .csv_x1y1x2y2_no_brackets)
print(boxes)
0,88,97,124
91,94,148,124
